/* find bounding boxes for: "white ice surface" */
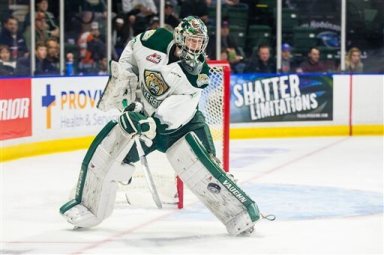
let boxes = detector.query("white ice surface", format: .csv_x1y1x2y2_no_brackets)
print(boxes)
1,136,383,255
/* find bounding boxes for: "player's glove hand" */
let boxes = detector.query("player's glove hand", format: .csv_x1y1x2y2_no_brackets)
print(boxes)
123,102,144,113
118,111,156,140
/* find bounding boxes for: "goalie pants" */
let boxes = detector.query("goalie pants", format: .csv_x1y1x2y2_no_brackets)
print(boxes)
123,110,215,164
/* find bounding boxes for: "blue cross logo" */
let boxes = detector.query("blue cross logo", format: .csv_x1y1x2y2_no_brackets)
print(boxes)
42,84,56,108
41,84,56,129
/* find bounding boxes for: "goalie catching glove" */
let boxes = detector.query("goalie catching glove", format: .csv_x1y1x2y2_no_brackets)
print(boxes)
118,110,156,141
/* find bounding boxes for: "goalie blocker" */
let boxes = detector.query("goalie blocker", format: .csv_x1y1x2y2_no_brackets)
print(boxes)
167,132,260,235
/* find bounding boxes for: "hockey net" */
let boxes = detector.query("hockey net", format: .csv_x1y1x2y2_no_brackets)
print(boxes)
116,60,230,209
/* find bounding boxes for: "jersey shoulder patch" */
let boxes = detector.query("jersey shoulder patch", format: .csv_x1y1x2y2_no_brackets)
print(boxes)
141,29,156,41
140,28,173,54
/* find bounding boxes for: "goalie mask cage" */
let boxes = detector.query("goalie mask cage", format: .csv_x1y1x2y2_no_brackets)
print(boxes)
116,60,230,209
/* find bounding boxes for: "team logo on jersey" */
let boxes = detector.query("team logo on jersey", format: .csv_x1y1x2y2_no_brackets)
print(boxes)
142,29,156,41
146,53,162,64
144,70,169,97
196,73,209,87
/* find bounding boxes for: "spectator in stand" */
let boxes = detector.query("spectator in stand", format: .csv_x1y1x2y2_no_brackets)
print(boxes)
218,48,228,60
244,44,276,73
148,16,160,30
179,0,209,24
24,12,56,51
98,57,108,75
69,11,96,44
16,41,58,76
297,47,327,73
345,47,363,73
87,22,106,62
34,12,51,43
36,0,59,37
78,21,106,74
112,16,131,60
280,43,293,73
121,0,157,15
82,0,107,31
34,41,58,75
23,0,60,39
0,44,16,76
164,1,180,29
207,20,244,73
82,0,107,16
0,16,28,61
46,38,60,72
121,0,158,36
77,27,94,74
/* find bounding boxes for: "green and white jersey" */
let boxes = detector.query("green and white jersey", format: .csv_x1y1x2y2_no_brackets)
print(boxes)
119,28,210,132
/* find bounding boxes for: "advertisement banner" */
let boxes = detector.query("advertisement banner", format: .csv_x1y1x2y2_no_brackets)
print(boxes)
32,76,118,137
231,74,333,123
0,78,32,140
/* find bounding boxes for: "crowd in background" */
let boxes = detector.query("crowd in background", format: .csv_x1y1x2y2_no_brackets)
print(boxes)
0,0,382,77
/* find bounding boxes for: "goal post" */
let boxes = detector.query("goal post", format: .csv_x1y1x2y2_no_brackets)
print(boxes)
206,60,231,172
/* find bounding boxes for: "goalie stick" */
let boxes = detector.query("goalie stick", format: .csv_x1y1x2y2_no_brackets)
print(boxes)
95,63,162,208
134,135,163,209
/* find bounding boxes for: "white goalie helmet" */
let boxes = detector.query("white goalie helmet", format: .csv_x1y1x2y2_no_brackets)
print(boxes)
174,16,209,73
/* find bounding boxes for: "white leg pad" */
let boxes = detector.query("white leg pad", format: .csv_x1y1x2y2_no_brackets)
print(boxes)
60,123,136,228
166,132,260,235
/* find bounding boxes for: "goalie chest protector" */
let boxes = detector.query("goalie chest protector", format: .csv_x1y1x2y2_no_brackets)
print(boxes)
131,28,210,117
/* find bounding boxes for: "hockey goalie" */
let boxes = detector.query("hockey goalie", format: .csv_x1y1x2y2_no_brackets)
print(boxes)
60,16,261,235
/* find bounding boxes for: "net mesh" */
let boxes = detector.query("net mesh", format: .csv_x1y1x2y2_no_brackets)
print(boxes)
116,63,228,208
199,65,225,161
